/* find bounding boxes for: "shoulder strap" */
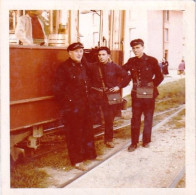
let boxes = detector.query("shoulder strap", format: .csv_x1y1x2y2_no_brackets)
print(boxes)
98,66,106,90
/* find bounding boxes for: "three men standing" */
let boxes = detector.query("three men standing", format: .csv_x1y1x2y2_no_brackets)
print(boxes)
123,39,164,152
53,38,163,170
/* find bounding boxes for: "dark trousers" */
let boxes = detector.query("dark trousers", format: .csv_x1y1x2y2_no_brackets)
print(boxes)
131,98,155,145
101,102,119,142
62,106,97,165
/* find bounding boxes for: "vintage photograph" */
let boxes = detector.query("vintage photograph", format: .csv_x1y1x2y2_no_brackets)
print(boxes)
1,1,195,195
9,8,186,187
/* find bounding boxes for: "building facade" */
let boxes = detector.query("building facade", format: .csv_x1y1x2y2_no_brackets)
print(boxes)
123,10,185,68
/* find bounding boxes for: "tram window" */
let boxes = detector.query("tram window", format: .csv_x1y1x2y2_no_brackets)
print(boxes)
9,10,71,47
9,10,19,44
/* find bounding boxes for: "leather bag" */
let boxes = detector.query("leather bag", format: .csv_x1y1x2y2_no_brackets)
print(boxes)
98,66,123,105
106,91,123,105
136,87,153,98
134,65,154,98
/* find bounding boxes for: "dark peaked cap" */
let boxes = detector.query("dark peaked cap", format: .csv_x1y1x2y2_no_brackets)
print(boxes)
67,42,84,51
130,39,144,47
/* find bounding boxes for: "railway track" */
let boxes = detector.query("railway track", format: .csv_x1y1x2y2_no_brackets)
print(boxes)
19,104,181,161
12,104,185,188
56,104,185,188
95,105,183,138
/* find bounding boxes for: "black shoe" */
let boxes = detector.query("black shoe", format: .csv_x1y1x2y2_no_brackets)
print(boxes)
142,143,150,148
128,144,137,152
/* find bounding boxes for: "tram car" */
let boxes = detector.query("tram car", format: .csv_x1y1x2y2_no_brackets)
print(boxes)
9,10,125,160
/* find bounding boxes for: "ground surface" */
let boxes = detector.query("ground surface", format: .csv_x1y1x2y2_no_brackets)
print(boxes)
36,70,185,188
36,70,186,188
65,109,185,188
38,106,185,188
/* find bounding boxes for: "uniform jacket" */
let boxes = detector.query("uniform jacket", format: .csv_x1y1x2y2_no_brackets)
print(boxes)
86,61,130,104
15,14,48,45
87,61,130,90
53,58,90,112
123,53,164,98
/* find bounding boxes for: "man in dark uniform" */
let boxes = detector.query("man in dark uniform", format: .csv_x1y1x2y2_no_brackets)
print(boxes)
162,58,169,75
87,47,129,148
123,39,164,152
53,42,97,171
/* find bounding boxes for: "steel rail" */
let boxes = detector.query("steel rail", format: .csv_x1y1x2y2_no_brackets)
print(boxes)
168,166,185,188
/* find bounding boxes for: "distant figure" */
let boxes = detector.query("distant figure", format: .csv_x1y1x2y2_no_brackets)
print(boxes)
15,10,48,46
178,60,185,75
162,58,169,75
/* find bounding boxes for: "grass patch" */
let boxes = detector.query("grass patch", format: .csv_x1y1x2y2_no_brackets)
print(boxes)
95,139,106,156
155,78,185,112
11,163,49,188
11,145,73,188
11,139,107,188
153,110,176,126
157,78,185,100
114,127,130,140
167,109,185,129
33,148,70,168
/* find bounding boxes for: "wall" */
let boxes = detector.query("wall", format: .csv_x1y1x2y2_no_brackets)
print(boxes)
147,10,164,63
168,11,184,69
123,10,148,64
10,46,68,131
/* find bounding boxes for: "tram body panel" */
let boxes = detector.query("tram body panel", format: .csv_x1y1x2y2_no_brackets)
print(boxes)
10,46,68,100
10,46,68,133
